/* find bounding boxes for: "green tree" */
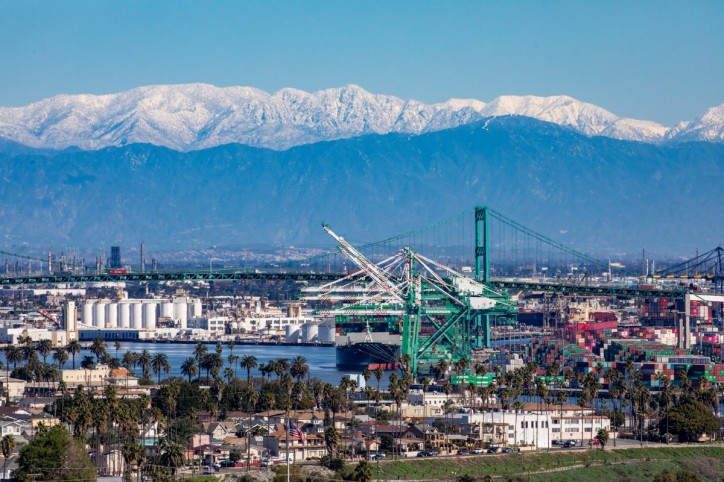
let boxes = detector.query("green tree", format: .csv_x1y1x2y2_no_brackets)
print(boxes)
353,460,373,482
1,434,15,477
13,425,95,482
90,337,106,363
151,353,171,384
180,357,198,382
66,340,82,369
595,428,609,450
240,355,258,384
666,398,718,442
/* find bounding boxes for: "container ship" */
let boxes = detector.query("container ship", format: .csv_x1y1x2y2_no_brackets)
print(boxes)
335,330,401,369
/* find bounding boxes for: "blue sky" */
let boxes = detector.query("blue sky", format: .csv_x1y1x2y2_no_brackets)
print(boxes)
0,1,721,125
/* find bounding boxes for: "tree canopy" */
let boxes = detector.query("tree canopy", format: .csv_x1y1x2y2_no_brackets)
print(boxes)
664,398,718,442
13,425,95,482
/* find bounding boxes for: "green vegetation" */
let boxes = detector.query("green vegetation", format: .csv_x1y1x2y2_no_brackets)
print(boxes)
13,425,96,482
345,447,724,481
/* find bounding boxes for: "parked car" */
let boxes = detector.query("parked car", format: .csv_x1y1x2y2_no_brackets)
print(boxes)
428,450,439,456
457,448,469,455
551,440,563,446
487,447,499,454
417,451,431,457
202,466,214,474
588,439,600,446
502,448,513,454
471,448,484,454
563,440,577,448
371,453,386,460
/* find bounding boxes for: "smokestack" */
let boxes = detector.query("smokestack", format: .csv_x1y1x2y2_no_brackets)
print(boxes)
141,241,146,273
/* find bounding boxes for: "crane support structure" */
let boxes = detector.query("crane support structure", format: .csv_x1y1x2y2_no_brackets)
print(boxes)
307,224,517,376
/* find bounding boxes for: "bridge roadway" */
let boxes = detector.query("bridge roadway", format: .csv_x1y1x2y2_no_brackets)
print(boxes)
0,270,688,298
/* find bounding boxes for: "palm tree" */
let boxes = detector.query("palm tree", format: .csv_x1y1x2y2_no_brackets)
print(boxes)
158,438,184,476
290,355,309,381
656,371,673,439
180,357,198,382
90,337,106,363
52,347,68,370
37,339,53,365
421,376,431,424
240,355,257,384
274,358,290,378
151,353,171,384
1,434,15,476
66,340,82,369
122,350,139,373
4,346,21,370
138,350,152,379
121,443,144,482
193,343,208,366
227,354,239,380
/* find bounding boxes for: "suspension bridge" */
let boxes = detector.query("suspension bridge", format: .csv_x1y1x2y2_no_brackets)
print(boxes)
1,206,716,296
1,206,720,375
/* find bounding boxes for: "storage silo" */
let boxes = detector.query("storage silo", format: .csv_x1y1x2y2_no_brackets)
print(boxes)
119,303,131,328
174,300,188,329
94,301,106,328
106,303,118,328
318,323,335,344
285,324,301,343
131,303,143,329
301,323,319,343
143,302,157,330
82,301,95,327
161,302,174,319
190,300,203,318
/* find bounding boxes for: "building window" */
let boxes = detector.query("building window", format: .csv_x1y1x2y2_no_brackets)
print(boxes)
552,428,561,433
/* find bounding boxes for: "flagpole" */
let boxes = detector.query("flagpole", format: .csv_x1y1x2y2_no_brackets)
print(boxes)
286,405,290,482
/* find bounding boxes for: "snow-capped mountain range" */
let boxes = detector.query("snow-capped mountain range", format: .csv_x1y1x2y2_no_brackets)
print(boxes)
0,83,721,151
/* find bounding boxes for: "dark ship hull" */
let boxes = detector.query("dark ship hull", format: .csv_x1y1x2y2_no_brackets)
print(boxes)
335,342,400,369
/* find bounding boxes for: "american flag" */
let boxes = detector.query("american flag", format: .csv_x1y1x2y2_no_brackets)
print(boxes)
288,421,306,440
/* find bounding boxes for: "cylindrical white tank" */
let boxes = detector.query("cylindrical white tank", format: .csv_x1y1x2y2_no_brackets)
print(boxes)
131,303,143,329
302,323,319,343
94,302,106,328
106,303,118,328
318,323,335,343
190,300,203,318
143,302,157,330
174,300,188,329
161,302,174,319
82,302,95,327
286,324,301,343
119,303,131,328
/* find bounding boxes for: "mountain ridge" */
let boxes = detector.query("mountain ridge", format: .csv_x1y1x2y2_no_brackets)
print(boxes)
0,115,722,256
1,83,721,152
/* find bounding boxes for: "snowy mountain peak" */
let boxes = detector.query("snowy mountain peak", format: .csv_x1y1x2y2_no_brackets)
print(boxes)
0,84,720,151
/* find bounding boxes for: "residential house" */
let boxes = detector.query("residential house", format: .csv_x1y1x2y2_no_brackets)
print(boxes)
263,424,327,461
203,421,238,443
0,378,26,400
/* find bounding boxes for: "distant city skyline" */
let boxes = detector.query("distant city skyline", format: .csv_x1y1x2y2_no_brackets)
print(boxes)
0,1,722,126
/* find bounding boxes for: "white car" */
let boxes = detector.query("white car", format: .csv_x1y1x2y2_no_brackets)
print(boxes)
471,448,484,454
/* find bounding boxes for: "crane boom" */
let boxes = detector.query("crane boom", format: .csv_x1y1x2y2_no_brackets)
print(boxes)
322,224,404,303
